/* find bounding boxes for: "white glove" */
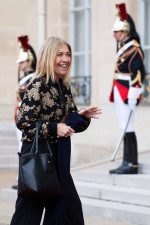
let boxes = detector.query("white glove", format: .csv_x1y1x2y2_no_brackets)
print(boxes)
128,98,137,110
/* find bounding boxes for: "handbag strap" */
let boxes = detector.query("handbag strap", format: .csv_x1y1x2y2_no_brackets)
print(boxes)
30,121,53,157
35,122,41,153
30,122,41,153
46,141,53,157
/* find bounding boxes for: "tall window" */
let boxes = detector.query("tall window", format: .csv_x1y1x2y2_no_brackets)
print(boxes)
69,0,91,105
138,0,150,103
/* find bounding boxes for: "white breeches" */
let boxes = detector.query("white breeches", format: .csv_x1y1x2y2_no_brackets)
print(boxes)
113,86,135,132
15,126,22,153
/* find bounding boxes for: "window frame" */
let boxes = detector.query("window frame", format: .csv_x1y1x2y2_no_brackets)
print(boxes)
138,0,150,103
69,0,91,105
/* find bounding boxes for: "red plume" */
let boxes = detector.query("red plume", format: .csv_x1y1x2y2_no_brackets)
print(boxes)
116,3,127,21
18,35,30,51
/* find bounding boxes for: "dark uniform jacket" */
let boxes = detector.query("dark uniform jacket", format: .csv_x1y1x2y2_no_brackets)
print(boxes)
15,70,34,123
17,76,90,143
109,38,145,103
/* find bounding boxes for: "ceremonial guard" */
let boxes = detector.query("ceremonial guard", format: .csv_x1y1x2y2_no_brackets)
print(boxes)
12,36,37,189
15,35,37,151
109,3,145,174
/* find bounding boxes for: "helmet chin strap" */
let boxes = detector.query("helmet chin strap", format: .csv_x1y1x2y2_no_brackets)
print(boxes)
118,32,125,42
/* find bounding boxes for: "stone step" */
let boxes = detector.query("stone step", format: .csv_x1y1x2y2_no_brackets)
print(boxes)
0,129,16,137
0,153,18,170
76,170,150,189
0,164,18,171
0,137,18,146
1,188,150,225
0,121,16,136
81,197,150,225
75,181,150,207
0,189,17,202
0,145,18,155
0,155,18,165
139,162,150,174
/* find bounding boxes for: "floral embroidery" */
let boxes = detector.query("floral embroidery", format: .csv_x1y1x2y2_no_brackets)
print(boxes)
41,92,55,109
26,82,41,101
55,109,62,116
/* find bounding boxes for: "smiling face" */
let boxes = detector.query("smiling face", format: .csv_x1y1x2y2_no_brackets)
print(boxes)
54,44,71,82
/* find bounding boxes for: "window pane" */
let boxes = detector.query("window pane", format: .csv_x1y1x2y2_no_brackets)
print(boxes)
69,0,91,105
89,10,91,48
71,76,91,104
74,11,85,51
74,0,85,7
86,0,91,6
88,54,91,76
74,55,85,76
144,50,150,73
145,0,150,45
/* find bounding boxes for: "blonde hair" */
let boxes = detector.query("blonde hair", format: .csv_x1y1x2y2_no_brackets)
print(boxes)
32,37,72,85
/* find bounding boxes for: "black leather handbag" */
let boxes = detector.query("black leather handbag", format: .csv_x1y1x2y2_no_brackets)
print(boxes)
18,122,63,200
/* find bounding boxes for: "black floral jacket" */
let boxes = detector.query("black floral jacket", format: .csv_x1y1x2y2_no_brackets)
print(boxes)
17,76,90,143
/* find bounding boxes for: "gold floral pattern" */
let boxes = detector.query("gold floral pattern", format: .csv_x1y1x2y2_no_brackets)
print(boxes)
25,82,41,101
55,109,62,116
41,92,55,109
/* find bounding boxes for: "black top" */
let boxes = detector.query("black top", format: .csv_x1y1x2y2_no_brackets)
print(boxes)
17,76,90,143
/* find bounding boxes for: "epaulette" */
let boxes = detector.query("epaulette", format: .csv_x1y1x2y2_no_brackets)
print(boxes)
133,40,140,48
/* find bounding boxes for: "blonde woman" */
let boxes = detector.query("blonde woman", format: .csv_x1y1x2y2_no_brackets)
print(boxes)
10,37,101,225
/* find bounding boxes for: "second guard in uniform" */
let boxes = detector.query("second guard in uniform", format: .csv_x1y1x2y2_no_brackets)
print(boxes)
12,36,37,190
109,3,145,174
15,35,37,152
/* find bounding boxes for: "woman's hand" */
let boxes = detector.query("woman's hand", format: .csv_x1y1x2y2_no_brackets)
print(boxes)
78,106,102,119
57,123,75,138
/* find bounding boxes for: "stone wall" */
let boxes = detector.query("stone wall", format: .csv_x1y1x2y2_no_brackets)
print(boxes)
0,0,69,120
0,0,37,120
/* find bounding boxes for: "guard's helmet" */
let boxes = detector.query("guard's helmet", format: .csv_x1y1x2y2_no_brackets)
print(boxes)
112,3,129,32
112,3,140,44
16,35,37,70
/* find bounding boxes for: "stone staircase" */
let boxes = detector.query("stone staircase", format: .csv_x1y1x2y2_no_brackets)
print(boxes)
0,121,19,170
75,170,150,225
1,120,150,225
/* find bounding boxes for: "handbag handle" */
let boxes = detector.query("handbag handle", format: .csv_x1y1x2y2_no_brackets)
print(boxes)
30,121,53,157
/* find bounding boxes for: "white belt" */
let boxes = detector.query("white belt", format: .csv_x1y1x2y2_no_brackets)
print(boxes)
18,102,22,107
114,73,131,81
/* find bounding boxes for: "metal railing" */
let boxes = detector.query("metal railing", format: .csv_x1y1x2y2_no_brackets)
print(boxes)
70,76,91,105
142,73,150,104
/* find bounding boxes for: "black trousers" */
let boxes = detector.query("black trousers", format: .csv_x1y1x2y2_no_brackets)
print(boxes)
10,142,84,225
10,175,84,225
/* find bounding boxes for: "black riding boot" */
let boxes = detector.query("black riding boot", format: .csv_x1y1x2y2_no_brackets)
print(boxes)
109,133,129,174
127,132,138,173
116,132,138,174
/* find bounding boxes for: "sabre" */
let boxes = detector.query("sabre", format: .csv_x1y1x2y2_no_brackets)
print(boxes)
110,110,132,161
